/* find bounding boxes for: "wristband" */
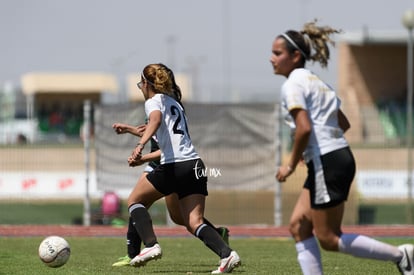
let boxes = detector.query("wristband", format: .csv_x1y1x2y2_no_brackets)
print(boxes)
136,143,145,148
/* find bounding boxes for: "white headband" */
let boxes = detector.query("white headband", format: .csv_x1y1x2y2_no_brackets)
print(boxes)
281,33,308,59
141,72,154,85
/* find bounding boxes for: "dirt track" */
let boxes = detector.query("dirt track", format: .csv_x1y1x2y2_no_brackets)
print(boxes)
2,225,414,238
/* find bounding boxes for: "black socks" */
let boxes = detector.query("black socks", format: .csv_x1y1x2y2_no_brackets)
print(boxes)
129,203,157,247
126,217,141,258
195,223,231,258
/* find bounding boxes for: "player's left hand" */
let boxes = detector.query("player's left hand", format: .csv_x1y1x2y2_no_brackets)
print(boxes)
128,145,143,166
128,156,145,167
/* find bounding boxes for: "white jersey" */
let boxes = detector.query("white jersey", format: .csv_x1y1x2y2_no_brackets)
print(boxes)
145,93,199,164
281,68,349,163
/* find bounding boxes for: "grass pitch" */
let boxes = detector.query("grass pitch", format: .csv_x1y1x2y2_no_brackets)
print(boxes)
0,237,403,274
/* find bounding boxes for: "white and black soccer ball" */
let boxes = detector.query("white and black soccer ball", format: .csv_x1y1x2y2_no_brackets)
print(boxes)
38,236,71,268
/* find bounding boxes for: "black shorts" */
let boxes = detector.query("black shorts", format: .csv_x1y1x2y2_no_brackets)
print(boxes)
146,158,208,199
304,147,356,209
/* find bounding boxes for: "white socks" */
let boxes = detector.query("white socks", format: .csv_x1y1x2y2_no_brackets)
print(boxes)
338,233,402,262
295,234,403,275
296,237,323,275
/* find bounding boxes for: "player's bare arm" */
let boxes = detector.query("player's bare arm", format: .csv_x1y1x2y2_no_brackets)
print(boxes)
113,123,147,136
276,108,311,182
128,150,161,167
129,111,161,162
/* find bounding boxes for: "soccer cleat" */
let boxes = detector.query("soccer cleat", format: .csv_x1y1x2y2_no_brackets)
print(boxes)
397,244,414,275
218,227,230,245
130,243,162,267
211,251,241,274
112,255,131,267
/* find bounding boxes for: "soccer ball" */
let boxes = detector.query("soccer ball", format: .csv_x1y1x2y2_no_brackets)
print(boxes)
38,236,71,268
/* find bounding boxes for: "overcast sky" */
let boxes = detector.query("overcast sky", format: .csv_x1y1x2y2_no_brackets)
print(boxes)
1,0,413,102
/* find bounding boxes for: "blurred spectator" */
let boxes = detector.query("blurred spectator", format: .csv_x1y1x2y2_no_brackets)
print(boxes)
16,133,27,144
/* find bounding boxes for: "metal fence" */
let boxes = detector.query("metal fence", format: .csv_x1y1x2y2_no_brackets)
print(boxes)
1,101,414,225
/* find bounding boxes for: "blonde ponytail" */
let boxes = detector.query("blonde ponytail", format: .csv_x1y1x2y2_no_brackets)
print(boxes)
301,20,342,68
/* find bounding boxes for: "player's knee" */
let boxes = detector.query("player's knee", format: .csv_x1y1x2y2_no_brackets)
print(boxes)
289,217,313,241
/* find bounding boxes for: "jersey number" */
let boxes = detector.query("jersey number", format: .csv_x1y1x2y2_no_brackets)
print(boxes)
170,105,189,136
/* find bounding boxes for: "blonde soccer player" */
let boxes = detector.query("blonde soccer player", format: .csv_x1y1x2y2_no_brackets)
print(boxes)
126,63,240,274
111,122,229,267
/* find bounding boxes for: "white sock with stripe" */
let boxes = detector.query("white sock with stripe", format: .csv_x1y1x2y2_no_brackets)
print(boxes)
338,233,402,262
295,236,323,275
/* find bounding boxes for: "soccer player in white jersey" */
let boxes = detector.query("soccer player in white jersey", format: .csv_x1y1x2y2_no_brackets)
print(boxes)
110,122,229,267
271,21,414,275
126,63,240,274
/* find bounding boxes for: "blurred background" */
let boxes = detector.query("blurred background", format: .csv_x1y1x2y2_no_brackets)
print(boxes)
1,0,414,227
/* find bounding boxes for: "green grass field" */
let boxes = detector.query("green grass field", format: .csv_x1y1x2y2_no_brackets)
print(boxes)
0,200,411,274
0,237,405,274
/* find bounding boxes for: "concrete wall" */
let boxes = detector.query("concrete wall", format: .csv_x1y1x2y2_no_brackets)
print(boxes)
337,42,408,143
